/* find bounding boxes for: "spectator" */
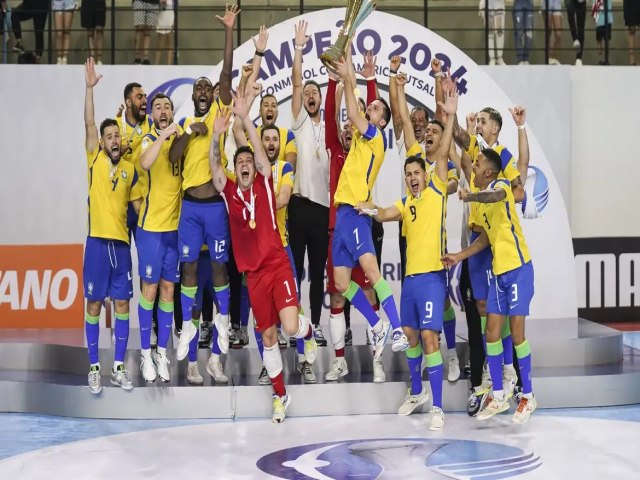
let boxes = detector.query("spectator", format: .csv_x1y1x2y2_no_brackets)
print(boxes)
513,0,534,64
154,0,174,65
479,0,507,65
11,0,49,63
542,0,564,64
52,0,76,64
133,0,159,64
592,0,613,64
81,0,106,65
565,0,587,65
623,0,640,65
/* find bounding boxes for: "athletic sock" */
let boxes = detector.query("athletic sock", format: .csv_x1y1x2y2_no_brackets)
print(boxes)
138,297,154,350
443,305,456,350
188,324,199,362
157,300,174,349
255,328,264,358
85,313,100,364
406,344,423,395
501,316,513,365
270,372,286,397
180,285,198,328
296,338,304,356
481,315,487,353
214,284,230,316
425,351,444,409
114,312,129,363
373,278,401,330
343,281,382,332
515,339,533,395
486,339,505,400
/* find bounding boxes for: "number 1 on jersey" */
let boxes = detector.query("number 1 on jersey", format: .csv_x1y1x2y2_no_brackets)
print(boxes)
284,280,292,297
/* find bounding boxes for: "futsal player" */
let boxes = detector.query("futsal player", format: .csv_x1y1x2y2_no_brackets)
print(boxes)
442,148,536,424
356,83,460,431
136,93,182,383
210,85,318,423
332,52,409,357
171,4,240,361
82,57,141,394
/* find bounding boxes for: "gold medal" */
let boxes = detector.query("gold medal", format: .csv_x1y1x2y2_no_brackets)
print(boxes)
249,219,256,229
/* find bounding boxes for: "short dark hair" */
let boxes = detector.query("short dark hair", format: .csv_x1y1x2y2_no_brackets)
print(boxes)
260,94,277,107
260,125,280,140
481,148,502,173
427,119,445,132
212,81,220,90
358,97,366,111
377,97,391,130
150,92,174,110
410,106,429,120
481,107,502,131
303,80,322,98
124,82,142,100
404,155,426,172
99,118,119,137
233,145,254,164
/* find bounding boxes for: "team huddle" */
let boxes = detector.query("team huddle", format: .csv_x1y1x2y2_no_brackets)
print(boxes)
82,4,536,428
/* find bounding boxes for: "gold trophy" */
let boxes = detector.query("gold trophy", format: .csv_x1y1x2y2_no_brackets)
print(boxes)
320,0,377,74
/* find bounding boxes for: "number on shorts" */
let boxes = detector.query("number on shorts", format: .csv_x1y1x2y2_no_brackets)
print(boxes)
425,301,433,318
284,280,292,297
353,227,360,244
483,212,491,229
111,177,119,191
410,205,417,222
214,240,226,254
511,284,519,303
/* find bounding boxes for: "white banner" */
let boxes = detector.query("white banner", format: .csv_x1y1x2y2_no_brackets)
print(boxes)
0,9,578,327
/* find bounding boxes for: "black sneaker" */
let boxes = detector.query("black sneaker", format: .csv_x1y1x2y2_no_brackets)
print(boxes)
314,325,328,347
289,336,296,348
198,321,212,348
133,58,141,65
142,58,151,65
467,388,489,417
344,327,353,346
13,41,24,53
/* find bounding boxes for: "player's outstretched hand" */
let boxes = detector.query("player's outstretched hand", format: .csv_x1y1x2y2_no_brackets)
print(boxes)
241,64,253,79
357,51,377,78
441,253,460,269
396,72,408,87
85,57,102,88
253,25,269,53
162,122,178,138
509,105,526,127
116,102,125,118
335,58,350,80
216,3,240,30
390,55,402,72
213,106,232,136
189,122,208,135
466,111,478,131
431,57,442,73
438,80,459,115
248,82,262,102
294,19,310,48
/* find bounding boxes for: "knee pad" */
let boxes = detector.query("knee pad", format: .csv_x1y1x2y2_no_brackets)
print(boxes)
329,312,346,350
263,343,283,378
294,314,311,339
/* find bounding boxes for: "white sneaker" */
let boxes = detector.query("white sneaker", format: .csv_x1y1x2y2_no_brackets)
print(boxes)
429,407,445,431
96,60,103,65
325,357,349,381
206,356,228,383
549,57,561,65
575,58,583,66
187,362,204,385
140,351,157,383
477,395,510,420
573,39,581,50
447,354,460,382
512,395,537,424
489,58,496,65
303,335,318,364
56,57,62,65
503,364,518,399
62,56,67,65
258,366,271,385
272,393,291,423
296,361,316,384
177,320,197,361
391,329,409,353
214,314,230,354
88,366,102,394
372,359,386,383
397,388,429,416
496,58,506,65
110,365,134,391
153,350,171,383
481,364,492,391
371,320,390,360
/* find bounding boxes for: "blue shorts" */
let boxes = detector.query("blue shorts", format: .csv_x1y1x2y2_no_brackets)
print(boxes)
83,237,133,302
468,230,493,302
178,199,230,264
400,270,448,332
487,261,534,316
193,250,215,312
284,244,300,301
332,205,375,268
136,228,180,284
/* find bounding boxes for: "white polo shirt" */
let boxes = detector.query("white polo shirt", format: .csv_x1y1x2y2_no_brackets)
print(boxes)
291,108,330,208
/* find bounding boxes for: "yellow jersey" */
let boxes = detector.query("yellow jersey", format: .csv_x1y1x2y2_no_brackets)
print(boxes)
179,99,226,191
86,145,141,244
137,127,184,232
271,160,295,247
257,125,297,162
117,115,153,174
394,172,448,276
467,135,519,229
406,141,459,183
335,123,386,206
478,179,531,275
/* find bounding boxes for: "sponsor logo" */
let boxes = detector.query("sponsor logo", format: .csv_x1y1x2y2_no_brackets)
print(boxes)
87,282,94,295
145,265,153,278
257,437,541,479
182,245,190,257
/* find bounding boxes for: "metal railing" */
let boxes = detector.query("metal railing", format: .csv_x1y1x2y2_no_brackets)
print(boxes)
0,1,632,66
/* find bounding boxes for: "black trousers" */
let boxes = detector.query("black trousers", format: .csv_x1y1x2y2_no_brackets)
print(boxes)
344,220,384,328
12,0,49,57
288,195,329,326
460,258,485,388
227,245,243,328
565,0,586,59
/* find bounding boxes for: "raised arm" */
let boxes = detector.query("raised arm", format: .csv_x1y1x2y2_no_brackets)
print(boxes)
395,72,418,150
388,56,403,141
234,83,271,178
209,107,232,193
140,124,178,171
357,51,379,102
237,64,253,96
324,71,343,154
169,119,208,164
509,105,530,183
432,58,445,122
434,81,459,184
459,186,507,204
84,57,102,153
215,3,240,106
354,201,402,223
442,73,471,151
292,20,310,120
232,114,249,148
336,57,368,135
248,26,269,85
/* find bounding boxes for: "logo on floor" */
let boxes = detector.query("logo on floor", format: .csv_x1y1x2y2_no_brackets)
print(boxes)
257,437,542,479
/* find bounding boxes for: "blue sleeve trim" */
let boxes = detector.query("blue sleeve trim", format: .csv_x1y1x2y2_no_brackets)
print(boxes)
178,117,186,128
362,123,378,141
132,169,139,187
447,160,456,171
500,147,513,170
401,196,408,206
145,133,157,142
282,162,294,175
491,178,510,189
286,129,296,144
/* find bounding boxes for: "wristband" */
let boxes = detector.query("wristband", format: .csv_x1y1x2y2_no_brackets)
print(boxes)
390,68,398,74
362,208,378,217
389,72,397,78
185,125,193,135
517,124,526,130
365,76,376,81
294,45,304,51
434,71,445,78
255,50,264,57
